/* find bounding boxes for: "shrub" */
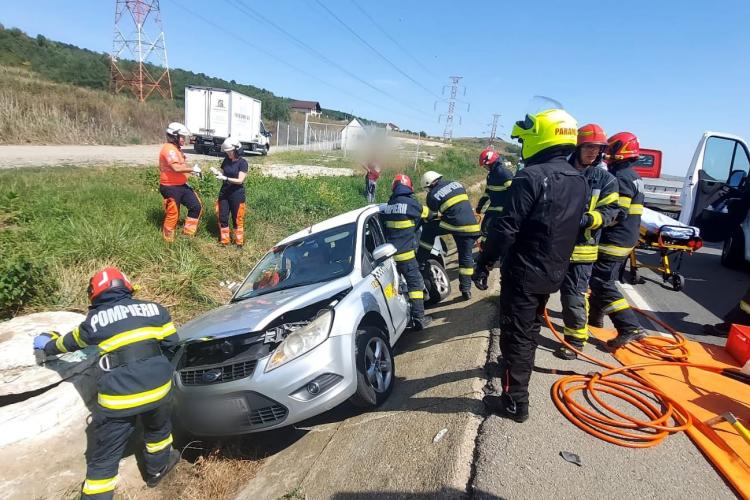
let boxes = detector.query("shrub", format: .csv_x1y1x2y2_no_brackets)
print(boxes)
0,257,47,319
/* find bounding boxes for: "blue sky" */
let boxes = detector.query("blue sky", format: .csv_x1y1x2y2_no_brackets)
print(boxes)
4,0,750,174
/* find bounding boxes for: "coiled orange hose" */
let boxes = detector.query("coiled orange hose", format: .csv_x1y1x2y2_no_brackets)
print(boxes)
545,308,739,448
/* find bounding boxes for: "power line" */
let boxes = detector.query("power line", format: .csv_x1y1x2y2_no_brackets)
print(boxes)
350,0,439,79
226,0,433,118
163,0,424,122
313,0,440,99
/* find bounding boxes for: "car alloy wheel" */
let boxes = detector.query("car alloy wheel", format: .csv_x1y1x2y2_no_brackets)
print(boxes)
364,336,393,393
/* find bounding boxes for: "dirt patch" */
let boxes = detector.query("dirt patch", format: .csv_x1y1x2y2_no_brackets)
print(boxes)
257,164,354,179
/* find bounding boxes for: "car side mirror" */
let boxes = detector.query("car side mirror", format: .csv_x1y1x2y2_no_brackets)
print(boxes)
372,243,397,264
728,169,746,188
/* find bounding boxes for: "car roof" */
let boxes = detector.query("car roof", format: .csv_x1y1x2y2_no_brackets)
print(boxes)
276,204,380,246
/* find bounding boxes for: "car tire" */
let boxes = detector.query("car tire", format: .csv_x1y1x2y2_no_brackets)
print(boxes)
349,327,395,408
424,259,451,306
721,226,745,269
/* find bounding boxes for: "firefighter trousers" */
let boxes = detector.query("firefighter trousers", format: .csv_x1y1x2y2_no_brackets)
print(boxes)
417,223,477,293
560,262,594,347
589,259,640,335
216,187,246,245
396,258,425,320
81,404,173,500
159,184,202,241
498,271,549,406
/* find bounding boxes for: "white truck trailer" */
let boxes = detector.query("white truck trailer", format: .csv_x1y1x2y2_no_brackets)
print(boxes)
184,85,272,155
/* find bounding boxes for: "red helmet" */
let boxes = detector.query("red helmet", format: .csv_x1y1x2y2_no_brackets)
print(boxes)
88,267,133,301
392,173,413,191
606,132,640,162
577,124,607,146
479,148,500,168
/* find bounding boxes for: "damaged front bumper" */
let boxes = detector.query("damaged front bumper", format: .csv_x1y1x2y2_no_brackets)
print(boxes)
173,333,357,436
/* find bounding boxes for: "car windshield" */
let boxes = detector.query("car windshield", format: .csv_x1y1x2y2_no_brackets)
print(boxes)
232,223,357,301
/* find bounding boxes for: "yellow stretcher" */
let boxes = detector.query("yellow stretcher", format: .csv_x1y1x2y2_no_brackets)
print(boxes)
625,224,703,291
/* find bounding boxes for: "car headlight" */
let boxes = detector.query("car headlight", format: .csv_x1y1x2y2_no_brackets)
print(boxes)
265,309,333,372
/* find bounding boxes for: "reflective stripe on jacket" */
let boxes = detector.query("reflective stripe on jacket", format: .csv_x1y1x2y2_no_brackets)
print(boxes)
476,163,515,214
426,178,480,236
45,290,177,417
570,163,619,263
381,185,429,257
598,162,645,261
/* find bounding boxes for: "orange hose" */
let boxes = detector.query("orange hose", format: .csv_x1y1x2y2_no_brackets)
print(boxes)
545,308,733,448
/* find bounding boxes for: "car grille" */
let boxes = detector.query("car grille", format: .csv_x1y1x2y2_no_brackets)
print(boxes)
249,404,288,425
179,360,257,386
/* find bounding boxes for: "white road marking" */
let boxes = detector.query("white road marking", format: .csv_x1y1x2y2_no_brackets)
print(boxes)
619,282,670,338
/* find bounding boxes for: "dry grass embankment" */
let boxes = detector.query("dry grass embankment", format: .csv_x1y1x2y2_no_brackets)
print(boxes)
0,65,181,145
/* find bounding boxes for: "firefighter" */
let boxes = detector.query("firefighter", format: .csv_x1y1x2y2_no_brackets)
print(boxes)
588,132,648,349
417,171,481,300
474,108,588,422
476,148,515,247
212,137,248,246
555,124,619,360
32,267,180,499
159,122,203,242
380,174,432,330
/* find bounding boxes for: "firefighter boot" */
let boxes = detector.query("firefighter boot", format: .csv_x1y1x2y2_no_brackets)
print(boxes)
483,392,528,423
146,449,180,488
606,327,648,349
182,217,199,237
411,315,433,331
555,340,584,361
219,227,231,246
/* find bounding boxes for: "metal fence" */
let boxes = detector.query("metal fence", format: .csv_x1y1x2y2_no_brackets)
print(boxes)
268,120,344,153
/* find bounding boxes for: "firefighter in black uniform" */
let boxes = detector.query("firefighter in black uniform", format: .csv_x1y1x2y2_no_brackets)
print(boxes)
417,171,481,300
381,174,433,330
476,148,515,247
474,108,588,422
555,124,619,360
32,267,180,499
588,132,648,349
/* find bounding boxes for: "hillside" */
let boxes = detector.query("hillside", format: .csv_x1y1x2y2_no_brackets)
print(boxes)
0,25,379,128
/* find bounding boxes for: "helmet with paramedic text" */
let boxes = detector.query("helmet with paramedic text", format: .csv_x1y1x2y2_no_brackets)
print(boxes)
511,109,577,161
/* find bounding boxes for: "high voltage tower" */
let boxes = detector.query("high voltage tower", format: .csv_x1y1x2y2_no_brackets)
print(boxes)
488,113,501,146
110,0,173,102
435,76,469,141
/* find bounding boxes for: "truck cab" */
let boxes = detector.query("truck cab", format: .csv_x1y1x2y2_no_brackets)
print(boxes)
679,131,750,268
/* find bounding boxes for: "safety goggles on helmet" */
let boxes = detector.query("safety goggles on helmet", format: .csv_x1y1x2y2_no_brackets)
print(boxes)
511,107,577,161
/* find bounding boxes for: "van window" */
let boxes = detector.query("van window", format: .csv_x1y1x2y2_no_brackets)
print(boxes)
702,137,736,181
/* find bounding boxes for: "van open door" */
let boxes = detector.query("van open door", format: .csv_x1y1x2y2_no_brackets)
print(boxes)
678,132,750,241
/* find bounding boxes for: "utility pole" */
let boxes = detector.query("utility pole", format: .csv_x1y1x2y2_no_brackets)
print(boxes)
435,76,469,142
110,0,172,102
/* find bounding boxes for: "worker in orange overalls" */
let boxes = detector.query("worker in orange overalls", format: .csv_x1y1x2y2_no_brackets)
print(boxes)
158,122,203,242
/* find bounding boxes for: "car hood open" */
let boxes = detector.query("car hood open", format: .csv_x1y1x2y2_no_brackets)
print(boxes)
176,277,352,343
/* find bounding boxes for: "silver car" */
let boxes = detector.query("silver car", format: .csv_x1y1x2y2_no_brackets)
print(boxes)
173,205,425,436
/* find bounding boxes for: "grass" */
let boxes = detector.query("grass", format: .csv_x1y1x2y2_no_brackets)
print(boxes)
0,65,181,145
0,144,485,322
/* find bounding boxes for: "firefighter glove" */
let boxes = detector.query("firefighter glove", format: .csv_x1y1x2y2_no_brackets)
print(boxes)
580,212,594,228
473,263,490,291
33,331,57,350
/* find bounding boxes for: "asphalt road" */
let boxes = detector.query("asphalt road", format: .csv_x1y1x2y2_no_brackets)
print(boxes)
471,291,736,500
622,243,750,345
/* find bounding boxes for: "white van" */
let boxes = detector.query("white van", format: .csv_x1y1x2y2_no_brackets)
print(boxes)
679,132,750,268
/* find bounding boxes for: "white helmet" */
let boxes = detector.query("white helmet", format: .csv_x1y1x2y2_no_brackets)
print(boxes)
421,171,442,189
221,137,242,153
166,122,190,138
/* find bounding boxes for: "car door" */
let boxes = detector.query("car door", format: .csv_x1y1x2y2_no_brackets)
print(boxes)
361,215,410,338
684,135,750,242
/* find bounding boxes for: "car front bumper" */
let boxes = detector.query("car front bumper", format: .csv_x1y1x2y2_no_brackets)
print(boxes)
174,333,357,436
